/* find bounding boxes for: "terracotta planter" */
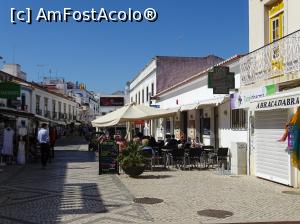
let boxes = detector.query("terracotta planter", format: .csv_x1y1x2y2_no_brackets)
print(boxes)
122,165,145,177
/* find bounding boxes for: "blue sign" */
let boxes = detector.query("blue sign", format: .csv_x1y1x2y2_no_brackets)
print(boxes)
150,104,160,108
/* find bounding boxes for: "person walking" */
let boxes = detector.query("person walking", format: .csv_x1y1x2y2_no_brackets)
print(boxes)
37,123,50,169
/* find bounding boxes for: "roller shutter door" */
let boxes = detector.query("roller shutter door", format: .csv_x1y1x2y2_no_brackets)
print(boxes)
254,109,291,186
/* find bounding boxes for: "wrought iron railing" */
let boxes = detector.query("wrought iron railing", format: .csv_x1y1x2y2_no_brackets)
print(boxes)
44,111,51,118
52,112,58,120
36,108,42,115
240,29,300,86
59,112,64,119
21,105,28,111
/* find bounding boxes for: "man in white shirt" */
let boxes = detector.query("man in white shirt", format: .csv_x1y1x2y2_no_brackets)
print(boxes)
37,123,50,168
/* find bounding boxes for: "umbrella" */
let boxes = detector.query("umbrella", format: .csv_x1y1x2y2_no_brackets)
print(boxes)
91,103,177,127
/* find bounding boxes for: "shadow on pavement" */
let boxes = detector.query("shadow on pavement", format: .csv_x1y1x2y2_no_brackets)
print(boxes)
0,136,106,224
135,174,173,179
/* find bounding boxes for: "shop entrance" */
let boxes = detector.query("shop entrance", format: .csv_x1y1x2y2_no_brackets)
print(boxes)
254,109,292,186
181,111,188,140
214,107,219,148
199,109,204,143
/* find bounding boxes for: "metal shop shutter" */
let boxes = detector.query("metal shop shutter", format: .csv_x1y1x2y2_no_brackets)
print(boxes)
254,109,291,186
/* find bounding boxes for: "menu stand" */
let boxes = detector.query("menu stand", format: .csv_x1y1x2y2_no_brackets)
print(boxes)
99,141,119,175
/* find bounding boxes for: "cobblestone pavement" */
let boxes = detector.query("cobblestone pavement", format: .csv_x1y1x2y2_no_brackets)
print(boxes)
120,168,300,224
0,137,152,224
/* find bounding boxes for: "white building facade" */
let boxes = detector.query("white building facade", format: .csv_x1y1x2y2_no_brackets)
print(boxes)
129,58,157,136
155,56,247,149
238,0,300,187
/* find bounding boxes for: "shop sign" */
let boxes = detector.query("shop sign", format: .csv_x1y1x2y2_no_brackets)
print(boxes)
231,84,276,109
208,66,235,94
0,82,21,99
134,120,145,125
100,97,124,106
150,104,160,108
254,96,300,110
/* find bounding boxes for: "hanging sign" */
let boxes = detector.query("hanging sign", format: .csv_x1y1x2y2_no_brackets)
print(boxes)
231,84,277,109
208,66,235,94
0,82,21,99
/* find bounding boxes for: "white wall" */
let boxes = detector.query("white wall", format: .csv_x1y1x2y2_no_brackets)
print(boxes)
130,72,156,105
129,59,157,106
218,101,248,149
33,88,77,118
158,76,223,109
249,0,267,51
130,59,156,89
286,0,300,34
249,0,300,52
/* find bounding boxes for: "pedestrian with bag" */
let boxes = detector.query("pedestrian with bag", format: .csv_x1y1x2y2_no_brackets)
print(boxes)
37,123,50,169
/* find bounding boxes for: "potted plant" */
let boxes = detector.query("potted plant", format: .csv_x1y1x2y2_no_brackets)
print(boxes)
117,141,145,177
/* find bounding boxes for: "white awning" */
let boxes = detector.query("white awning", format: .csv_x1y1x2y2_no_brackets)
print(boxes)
91,103,177,127
54,120,67,125
250,90,300,111
196,97,226,108
35,115,52,123
180,103,198,111
35,115,67,125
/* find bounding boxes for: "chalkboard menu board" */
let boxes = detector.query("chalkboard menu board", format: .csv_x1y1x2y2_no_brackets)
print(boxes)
99,141,119,175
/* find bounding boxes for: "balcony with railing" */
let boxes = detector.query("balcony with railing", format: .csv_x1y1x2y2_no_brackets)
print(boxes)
59,112,64,120
36,108,43,116
52,112,58,120
44,111,51,118
240,29,300,86
20,105,28,112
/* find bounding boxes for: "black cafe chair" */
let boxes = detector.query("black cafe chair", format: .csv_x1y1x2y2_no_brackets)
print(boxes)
216,147,229,169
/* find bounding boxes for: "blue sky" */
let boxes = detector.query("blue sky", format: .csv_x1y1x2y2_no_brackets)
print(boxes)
0,0,248,94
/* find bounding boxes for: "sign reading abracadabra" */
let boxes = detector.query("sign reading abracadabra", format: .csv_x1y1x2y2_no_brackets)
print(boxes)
254,96,300,110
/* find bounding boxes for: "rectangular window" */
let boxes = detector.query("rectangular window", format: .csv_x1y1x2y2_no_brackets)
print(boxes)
151,83,154,96
36,95,41,114
44,97,48,111
52,100,56,112
146,86,149,101
272,18,280,41
203,118,211,135
268,0,284,43
138,91,140,104
58,102,62,113
142,89,144,103
231,109,247,129
135,94,137,103
36,95,40,109
68,105,71,119
21,93,26,111
131,97,133,103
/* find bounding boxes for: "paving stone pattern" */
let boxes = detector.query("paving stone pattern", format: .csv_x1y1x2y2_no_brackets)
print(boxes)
0,137,152,224
120,169,300,224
